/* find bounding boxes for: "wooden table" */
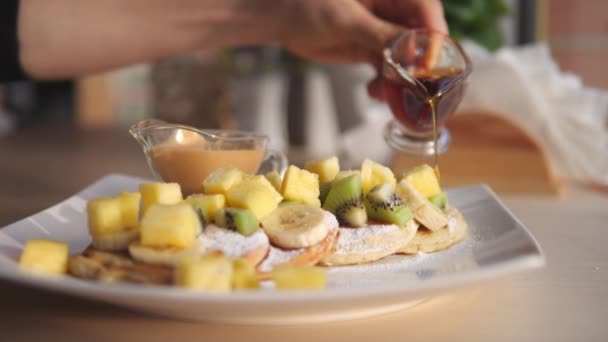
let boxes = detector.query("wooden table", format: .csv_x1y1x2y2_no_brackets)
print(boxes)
1,124,607,341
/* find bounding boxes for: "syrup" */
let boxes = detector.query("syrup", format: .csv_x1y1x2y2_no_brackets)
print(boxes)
384,67,466,181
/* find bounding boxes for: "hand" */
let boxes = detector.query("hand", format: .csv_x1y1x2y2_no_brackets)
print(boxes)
278,0,447,99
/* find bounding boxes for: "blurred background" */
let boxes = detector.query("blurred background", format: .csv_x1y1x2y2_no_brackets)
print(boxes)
0,0,606,195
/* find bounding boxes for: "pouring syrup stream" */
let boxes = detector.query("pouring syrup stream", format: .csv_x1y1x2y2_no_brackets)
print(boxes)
429,97,440,182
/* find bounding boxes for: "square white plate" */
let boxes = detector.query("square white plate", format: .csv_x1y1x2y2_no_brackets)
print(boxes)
0,174,544,324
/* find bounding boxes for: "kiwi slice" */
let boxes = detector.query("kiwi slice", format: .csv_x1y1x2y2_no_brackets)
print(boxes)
364,183,413,226
322,174,367,227
428,192,448,210
215,208,259,236
319,182,332,205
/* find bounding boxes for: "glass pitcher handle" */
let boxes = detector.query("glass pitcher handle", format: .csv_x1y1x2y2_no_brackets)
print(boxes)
263,149,289,176
129,118,168,149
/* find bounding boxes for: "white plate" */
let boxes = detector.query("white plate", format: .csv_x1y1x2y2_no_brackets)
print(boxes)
0,174,544,324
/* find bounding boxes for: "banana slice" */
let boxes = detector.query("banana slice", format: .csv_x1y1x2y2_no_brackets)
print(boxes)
91,229,139,251
68,255,105,279
83,249,134,268
395,179,448,231
261,204,329,249
128,241,200,266
69,252,173,284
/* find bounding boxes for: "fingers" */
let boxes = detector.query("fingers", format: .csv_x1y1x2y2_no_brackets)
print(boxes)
367,76,385,101
364,0,448,34
415,0,447,69
354,15,403,52
334,0,449,67
349,12,397,101
410,0,448,34
422,31,444,70
392,0,445,70
354,0,447,70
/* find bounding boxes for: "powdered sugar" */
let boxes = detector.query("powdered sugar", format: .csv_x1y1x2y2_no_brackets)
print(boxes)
326,235,476,289
332,224,404,255
257,246,305,272
327,252,433,274
323,211,339,231
199,225,268,259
447,213,458,236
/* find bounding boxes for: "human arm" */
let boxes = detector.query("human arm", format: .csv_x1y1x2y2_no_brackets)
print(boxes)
15,0,446,82
18,0,284,79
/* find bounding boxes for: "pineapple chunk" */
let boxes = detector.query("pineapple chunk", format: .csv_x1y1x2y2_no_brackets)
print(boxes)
226,181,280,220
241,175,282,203
203,167,245,195
264,171,283,193
19,239,68,275
232,258,260,289
280,165,320,206
140,204,200,248
272,266,326,290
360,159,396,194
397,164,441,198
118,192,141,229
333,169,360,182
87,198,123,236
184,194,225,223
140,182,183,215
175,252,233,291
304,156,340,184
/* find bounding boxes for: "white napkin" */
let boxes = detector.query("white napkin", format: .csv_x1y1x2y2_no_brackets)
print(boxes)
340,42,608,185
458,42,608,185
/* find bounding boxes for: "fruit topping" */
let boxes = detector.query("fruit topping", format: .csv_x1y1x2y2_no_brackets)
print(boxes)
281,165,321,206
261,204,329,248
322,174,367,227
272,266,326,290
19,239,69,276
364,182,413,226
140,182,183,215
203,167,245,195
140,203,200,248
304,156,340,184
397,164,441,198
360,159,396,194
215,208,259,236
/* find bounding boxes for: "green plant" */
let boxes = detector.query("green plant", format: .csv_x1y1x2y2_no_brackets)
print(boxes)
444,0,509,51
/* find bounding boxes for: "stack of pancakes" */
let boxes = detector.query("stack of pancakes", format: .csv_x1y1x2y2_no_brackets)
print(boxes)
199,203,467,275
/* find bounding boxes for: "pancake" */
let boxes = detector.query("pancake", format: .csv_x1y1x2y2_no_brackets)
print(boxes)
69,250,173,285
199,225,270,266
319,219,418,266
256,212,339,279
398,205,468,254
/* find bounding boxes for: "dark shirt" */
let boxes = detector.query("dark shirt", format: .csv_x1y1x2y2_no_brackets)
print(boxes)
1,0,26,82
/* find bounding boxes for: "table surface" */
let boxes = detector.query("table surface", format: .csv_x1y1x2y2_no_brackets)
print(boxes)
1,125,607,341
